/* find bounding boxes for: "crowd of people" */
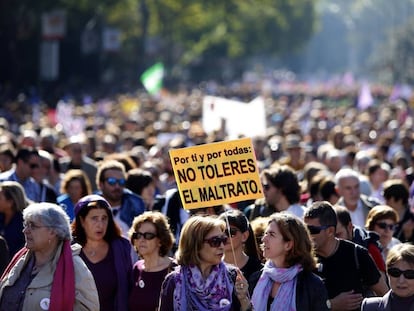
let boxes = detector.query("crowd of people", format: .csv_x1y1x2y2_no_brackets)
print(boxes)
0,83,413,310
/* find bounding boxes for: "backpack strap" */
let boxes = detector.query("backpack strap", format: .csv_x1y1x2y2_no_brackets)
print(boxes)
354,243,360,271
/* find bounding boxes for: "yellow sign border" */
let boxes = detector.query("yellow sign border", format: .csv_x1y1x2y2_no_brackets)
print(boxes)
169,138,264,210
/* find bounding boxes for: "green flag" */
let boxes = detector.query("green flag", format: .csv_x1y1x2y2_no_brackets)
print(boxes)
140,62,164,95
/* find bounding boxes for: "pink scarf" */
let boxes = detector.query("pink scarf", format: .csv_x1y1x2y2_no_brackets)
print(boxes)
1,240,75,311
1,247,29,281
50,240,75,311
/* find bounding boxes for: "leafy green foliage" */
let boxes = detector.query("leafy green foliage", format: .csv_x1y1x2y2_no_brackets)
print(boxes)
146,0,317,65
0,0,318,91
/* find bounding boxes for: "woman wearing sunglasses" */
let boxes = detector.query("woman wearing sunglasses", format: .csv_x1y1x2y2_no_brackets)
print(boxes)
72,194,132,311
250,212,329,311
366,205,402,262
159,215,253,311
128,211,175,311
362,243,414,310
218,209,263,281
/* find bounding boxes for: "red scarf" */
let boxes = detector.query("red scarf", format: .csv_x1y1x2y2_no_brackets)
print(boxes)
50,240,75,311
0,247,29,281
1,240,75,311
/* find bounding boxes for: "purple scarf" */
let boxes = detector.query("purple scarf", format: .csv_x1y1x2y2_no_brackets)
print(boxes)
173,262,233,311
251,261,302,311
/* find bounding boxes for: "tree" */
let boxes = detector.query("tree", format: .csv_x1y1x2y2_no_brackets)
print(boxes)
145,0,318,82
0,0,318,97
393,20,414,85
298,0,414,82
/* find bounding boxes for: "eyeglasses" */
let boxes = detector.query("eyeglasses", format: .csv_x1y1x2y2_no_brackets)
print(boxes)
29,163,39,169
131,231,157,240
307,225,332,235
23,222,48,231
376,222,396,231
225,227,241,238
105,177,126,186
204,235,228,248
387,267,414,279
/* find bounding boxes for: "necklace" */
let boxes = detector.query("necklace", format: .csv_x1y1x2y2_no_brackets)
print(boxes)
135,260,163,288
84,243,104,258
138,277,145,288
136,261,146,288
84,247,97,257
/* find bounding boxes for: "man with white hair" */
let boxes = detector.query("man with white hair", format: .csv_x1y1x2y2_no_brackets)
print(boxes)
335,168,381,228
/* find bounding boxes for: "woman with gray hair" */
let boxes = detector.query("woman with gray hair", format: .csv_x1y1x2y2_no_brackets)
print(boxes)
0,202,99,311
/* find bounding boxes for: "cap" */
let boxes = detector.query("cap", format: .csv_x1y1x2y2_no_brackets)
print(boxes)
74,194,111,217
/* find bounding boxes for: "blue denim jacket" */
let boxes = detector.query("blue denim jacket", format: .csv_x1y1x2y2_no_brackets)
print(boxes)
96,188,146,227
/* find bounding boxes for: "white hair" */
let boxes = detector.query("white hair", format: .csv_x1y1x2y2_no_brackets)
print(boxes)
23,203,71,240
334,168,360,185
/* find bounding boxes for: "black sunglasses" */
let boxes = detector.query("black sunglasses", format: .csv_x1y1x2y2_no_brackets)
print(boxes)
307,225,332,235
105,177,126,186
376,222,396,231
225,227,241,238
387,267,414,279
132,232,157,240
204,235,228,248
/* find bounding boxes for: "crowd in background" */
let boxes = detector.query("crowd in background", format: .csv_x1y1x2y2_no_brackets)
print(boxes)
0,82,414,310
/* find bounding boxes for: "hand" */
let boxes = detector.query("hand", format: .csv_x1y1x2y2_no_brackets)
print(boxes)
235,270,251,311
235,272,249,298
330,291,363,311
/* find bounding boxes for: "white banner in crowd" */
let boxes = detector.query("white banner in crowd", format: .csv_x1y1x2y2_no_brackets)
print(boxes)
202,96,267,139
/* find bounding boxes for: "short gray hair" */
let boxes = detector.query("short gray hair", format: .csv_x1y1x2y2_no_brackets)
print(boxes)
23,203,71,240
334,168,360,185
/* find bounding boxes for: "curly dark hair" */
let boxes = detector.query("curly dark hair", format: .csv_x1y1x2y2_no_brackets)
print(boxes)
263,165,300,204
129,211,175,257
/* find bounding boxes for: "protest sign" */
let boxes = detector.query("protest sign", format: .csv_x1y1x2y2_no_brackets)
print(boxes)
169,138,263,210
